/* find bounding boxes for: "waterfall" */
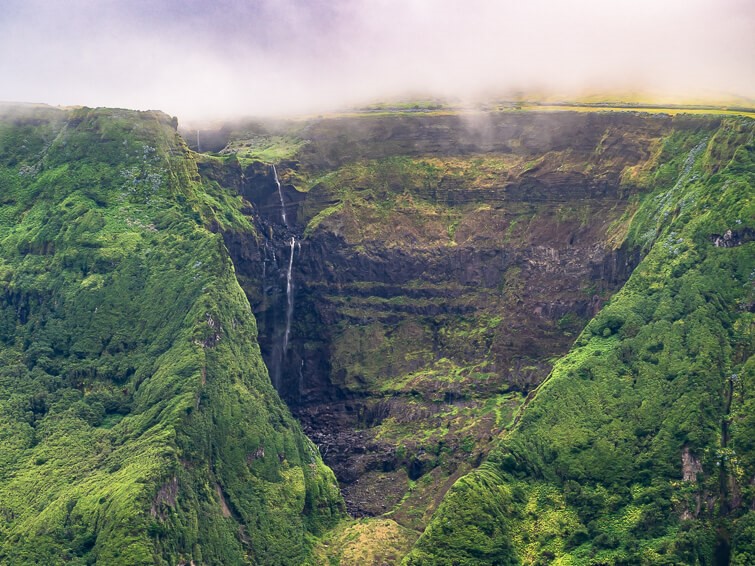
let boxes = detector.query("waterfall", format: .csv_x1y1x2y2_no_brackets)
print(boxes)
272,164,288,227
270,236,297,392
264,165,298,392
269,236,297,392
283,236,296,353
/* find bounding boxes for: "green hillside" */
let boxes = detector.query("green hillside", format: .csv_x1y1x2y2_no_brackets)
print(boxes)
0,106,343,565
405,119,754,564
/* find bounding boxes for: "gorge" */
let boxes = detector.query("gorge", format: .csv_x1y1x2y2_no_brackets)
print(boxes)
0,103,752,564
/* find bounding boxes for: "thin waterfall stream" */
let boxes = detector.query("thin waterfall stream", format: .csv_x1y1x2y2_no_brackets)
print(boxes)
283,236,296,353
271,234,299,392
272,164,288,227
263,165,301,394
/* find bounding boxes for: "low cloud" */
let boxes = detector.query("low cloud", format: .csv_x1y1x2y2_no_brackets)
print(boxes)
1,0,753,121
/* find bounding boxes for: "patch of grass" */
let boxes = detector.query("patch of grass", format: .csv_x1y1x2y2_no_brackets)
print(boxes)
219,134,306,163
312,518,419,565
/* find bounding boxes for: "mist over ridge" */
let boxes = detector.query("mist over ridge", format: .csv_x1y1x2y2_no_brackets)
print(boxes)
1,0,754,121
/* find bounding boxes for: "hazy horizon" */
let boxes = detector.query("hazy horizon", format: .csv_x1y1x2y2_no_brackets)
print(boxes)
1,0,753,122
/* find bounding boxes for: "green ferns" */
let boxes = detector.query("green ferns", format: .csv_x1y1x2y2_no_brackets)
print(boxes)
0,107,343,565
408,118,754,564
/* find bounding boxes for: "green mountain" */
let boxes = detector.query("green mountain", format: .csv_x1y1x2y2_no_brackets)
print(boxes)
0,103,752,565
0,106,342,565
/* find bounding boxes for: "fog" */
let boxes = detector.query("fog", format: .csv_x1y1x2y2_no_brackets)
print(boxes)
1,0,753,122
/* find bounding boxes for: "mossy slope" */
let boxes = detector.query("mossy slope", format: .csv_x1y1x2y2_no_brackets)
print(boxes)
406,118,754,564
0,106,343,565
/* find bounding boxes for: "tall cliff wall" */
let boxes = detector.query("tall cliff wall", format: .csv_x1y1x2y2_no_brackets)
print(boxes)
212,111,729,530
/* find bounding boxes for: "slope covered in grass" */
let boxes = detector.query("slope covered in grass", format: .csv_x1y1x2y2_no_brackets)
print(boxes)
406,117,754,565
0,106,343,565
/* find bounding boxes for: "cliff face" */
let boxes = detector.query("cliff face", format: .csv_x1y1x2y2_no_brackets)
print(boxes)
0,106,343,565
214,111,725,525
403,118,755,565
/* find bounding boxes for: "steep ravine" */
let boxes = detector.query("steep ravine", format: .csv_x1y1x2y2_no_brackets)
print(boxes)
208,111,723,523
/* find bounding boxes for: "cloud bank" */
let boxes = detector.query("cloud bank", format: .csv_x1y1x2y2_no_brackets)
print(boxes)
1,0,753,120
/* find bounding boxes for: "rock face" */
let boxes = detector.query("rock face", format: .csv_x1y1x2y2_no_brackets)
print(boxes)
214,111,720,520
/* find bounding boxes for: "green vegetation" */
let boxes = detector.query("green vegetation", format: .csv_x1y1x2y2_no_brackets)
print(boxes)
0,107,343,564
220,133,306,163
407,118,754,564
300,153,539,240
519,104,755,119
1,104,751,565
358,100,450,112
312,518,419,565
404,466,519,565
267,115,682,540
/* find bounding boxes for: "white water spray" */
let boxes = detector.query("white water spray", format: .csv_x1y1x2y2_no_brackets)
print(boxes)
272,164,288,227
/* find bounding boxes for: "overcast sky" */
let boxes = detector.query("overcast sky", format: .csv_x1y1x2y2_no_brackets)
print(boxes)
1,0,753,121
